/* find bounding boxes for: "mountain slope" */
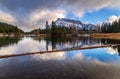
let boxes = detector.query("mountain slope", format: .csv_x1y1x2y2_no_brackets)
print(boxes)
0,22,24,34
54,18,97,31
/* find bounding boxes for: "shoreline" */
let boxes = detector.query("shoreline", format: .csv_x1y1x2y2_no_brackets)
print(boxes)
92,33,120,40
0,33,24,37
1,33,120,40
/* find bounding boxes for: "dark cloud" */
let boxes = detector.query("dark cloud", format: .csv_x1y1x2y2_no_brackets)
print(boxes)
0,0,63,11
0,0,119,31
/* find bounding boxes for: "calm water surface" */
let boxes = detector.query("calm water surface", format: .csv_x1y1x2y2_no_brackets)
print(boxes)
0,36,120,79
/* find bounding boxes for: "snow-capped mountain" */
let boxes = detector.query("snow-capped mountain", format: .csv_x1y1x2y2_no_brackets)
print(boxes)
84,24,98,31
53,18,97,31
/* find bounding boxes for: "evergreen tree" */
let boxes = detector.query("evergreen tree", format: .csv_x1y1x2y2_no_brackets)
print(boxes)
101,19,120,33
0,22,24,34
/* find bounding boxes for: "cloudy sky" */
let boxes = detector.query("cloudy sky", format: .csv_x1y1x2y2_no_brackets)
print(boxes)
0,0,120,31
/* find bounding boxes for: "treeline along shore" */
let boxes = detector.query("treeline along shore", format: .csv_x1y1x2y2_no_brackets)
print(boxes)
30,19,120,39
0,18,120,38
92,19,120,39
0,22,24,37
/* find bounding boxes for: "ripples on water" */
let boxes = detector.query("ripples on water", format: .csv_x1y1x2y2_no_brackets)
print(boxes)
0,37,120,79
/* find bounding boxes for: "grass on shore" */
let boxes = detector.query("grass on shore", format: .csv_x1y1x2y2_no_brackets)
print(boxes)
92,33,120,40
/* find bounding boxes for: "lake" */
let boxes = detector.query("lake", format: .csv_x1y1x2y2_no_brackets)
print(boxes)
0,36,120,79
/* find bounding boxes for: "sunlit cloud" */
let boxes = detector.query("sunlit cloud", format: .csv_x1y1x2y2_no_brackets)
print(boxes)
107,15,120,23
27,9,66,30
0,0,120,31
0,10,15,24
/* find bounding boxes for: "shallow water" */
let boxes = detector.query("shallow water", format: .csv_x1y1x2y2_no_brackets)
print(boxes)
0,37,120,79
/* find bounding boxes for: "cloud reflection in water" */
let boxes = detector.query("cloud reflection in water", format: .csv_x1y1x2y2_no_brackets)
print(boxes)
32,51,66,61
0,37,48,55
106,47,118,55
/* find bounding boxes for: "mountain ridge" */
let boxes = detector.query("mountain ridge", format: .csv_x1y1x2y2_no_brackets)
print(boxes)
51,18,98,31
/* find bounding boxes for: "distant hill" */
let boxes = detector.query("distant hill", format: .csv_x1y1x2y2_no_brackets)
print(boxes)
0,22,24,34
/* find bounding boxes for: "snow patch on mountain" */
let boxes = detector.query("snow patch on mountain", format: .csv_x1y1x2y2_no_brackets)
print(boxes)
49,18,98,31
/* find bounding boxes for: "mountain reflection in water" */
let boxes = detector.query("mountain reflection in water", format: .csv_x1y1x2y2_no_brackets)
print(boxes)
0,37,120,79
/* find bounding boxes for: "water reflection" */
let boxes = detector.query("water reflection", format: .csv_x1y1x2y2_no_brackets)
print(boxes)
0,37,20,47
109,45,120,56
100,39,120,55
31,46,120,64
33,51,66,61
0,37,120,79
0,37,120,57
0,37,102,55
0,37,47,55
0,48,120,79
107,47,118,54
35,37,103,51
